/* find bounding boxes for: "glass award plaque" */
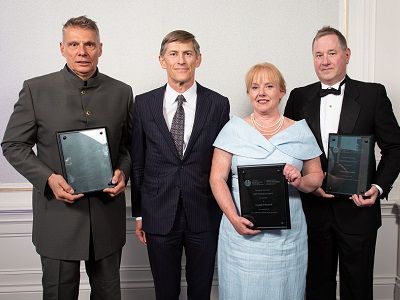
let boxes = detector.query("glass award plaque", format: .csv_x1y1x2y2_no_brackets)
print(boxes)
325,134,374,196
56,127,115,194
237,163,290,230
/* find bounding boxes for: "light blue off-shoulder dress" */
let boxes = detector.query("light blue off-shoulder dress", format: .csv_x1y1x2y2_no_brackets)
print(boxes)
213,116,322,300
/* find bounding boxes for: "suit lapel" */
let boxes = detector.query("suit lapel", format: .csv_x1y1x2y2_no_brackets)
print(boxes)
149,85,181,158
338,77,361,133
183,83,211,159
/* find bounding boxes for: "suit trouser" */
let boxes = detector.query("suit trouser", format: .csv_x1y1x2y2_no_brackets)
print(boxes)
40,245,122,300
146,199,219,300
305,209,377,300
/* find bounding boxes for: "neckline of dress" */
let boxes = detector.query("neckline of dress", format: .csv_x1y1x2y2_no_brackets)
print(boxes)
235,116,297,140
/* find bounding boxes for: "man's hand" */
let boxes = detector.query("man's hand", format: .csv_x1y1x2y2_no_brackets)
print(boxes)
350,185,379,207
103,169,126,197
47,173,84,204
135,219,147,246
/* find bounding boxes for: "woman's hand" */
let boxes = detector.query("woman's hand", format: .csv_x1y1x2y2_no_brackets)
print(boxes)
230,215,262,236
284,164,302,187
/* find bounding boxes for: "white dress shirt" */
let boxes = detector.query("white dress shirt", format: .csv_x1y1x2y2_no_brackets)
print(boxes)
320,78,345,155
163,82,197,154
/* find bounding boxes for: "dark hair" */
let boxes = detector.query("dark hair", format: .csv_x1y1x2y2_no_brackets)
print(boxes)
159,30,200,57
62,16,100,41
312,26,347,51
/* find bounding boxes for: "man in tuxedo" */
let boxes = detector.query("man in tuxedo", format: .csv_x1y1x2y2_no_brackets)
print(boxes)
284,26,400,299
2,16,133,299
131,30,230,299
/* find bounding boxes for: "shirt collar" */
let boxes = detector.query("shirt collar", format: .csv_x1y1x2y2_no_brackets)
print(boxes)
321,76,346,90
165,82,197,106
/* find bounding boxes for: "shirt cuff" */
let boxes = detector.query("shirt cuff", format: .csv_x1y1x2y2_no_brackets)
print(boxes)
371,184,383,196
135,217,142,221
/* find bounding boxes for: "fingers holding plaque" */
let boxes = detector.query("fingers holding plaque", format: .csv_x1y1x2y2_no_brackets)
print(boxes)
237,164,290,230
325,134,374,196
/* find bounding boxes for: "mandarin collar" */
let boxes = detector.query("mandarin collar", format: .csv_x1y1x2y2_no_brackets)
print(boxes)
62,64,101,89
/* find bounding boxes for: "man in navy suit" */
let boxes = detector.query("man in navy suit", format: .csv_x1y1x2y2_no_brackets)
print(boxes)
131,30,230,300
284,26,400,299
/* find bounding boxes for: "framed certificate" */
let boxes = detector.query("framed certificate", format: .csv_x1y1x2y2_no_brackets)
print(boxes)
325,134,374,196
237,163,290,230
56,127,115,194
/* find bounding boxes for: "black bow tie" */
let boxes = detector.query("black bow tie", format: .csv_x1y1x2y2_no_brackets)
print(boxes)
320,78,346,97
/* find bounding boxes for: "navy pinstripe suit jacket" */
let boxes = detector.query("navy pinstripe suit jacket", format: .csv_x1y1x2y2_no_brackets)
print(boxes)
131,82,230,234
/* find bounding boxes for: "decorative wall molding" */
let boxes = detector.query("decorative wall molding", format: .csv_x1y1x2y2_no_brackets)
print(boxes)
0,187,398,299
346,0,377,82
0,188,217,299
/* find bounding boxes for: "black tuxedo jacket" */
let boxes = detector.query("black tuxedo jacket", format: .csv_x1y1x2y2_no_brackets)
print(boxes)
131,83,230,235
284,76,400,234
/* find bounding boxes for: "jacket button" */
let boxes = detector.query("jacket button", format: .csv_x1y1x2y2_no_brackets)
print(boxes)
81,90,86,95
86,111,91,116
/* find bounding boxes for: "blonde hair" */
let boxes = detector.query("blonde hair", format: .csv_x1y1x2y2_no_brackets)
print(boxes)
245,62,286,94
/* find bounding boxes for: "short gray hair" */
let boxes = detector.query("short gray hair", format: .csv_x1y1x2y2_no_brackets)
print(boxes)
62,16,100,42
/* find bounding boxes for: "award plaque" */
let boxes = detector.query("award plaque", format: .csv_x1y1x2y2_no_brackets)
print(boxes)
237,164,290,230
325,134,374,196
56,127,115,194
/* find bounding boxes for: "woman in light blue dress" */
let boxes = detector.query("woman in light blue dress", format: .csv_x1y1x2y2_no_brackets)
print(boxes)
210,63,323,300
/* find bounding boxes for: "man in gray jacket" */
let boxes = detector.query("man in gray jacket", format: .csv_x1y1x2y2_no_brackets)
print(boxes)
1,16,133,300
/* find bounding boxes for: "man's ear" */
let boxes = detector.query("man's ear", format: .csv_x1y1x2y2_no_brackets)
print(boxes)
98,43,103,57
60,42,66,58
345,48,351,64
159,55,167,69
195,53,202,68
